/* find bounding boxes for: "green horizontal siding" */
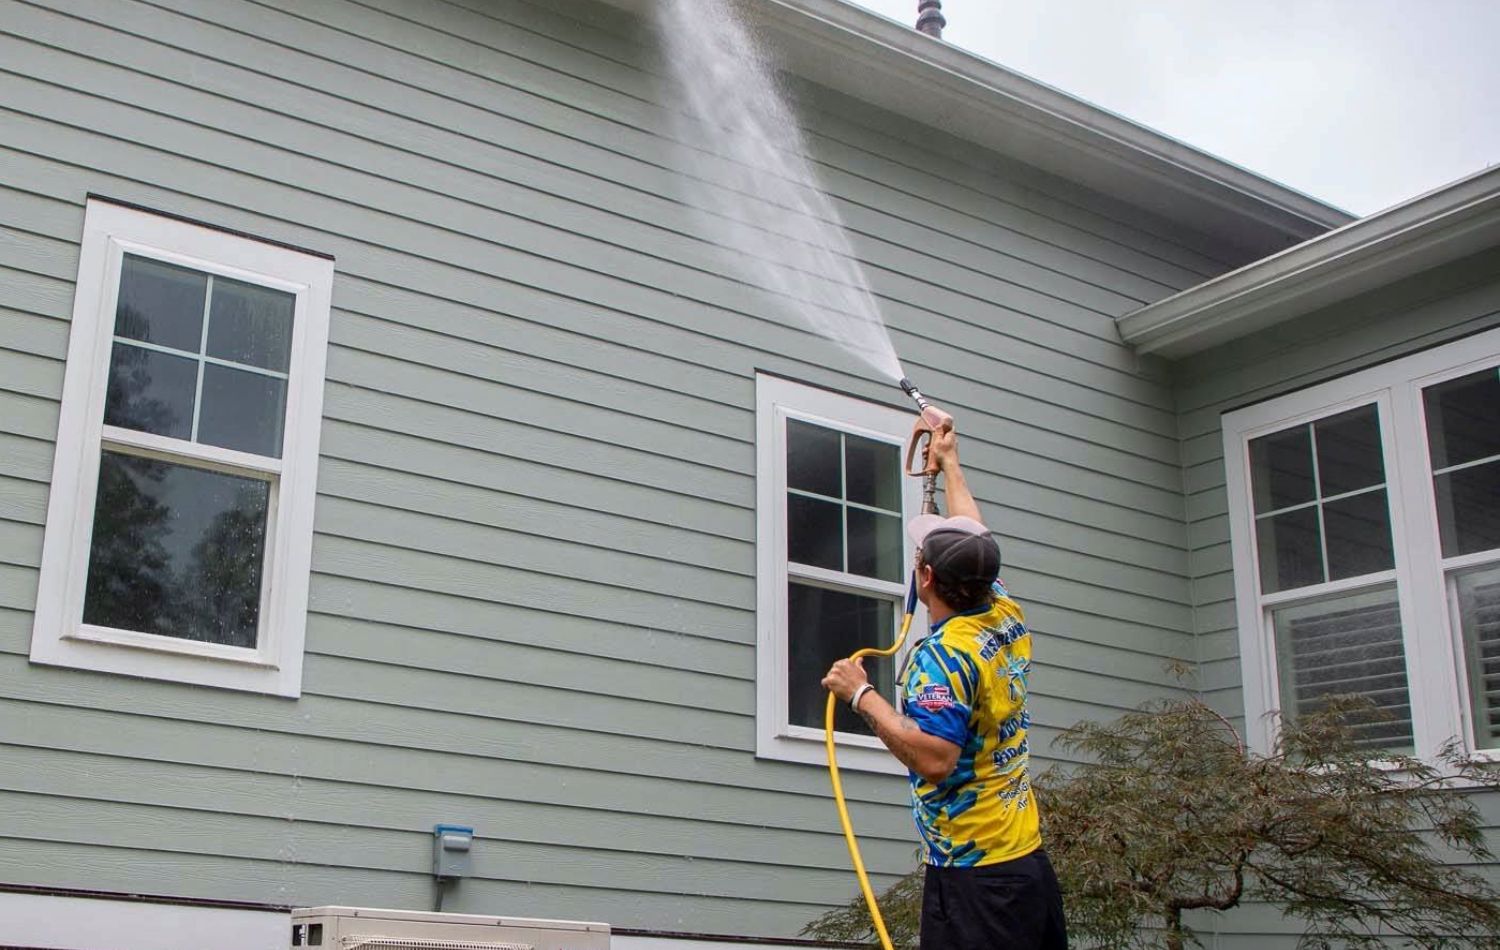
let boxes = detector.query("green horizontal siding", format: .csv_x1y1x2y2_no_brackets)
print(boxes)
0,0,1220,937
1176,249,1500,943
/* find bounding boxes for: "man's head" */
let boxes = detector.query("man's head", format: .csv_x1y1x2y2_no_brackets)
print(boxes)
907,515,1001,613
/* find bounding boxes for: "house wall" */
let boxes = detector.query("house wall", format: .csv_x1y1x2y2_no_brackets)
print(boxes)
1175,246,1500,945
2,0,1230,937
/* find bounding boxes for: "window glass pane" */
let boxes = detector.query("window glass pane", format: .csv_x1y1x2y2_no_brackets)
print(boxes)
104,342,197,440
787,494,842,570
1455,565,1500,750
1433,462,1500,557
787,582,894,736
1315,405,1384,498
787,420,840,498
114,255,206,352
1249,425,1315,513
207,277,295,372
198,364,288,458
1256,507,1322,593
1272,585,1413,752
1425,368,1500,470
83,451,270,648
1324,489,1394,581
847,509,903,582
844,435,900,510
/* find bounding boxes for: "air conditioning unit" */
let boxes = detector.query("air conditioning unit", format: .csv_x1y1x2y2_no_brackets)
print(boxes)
290,906,610,950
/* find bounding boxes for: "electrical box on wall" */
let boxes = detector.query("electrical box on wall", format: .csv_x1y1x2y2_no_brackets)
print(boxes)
290,906,610,949
433,824,475,880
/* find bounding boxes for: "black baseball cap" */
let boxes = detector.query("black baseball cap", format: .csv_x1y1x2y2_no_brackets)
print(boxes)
907,515,1001,586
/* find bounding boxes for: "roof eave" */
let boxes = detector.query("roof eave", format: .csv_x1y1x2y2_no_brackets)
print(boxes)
593,0,1352,257
1117,166,1500,359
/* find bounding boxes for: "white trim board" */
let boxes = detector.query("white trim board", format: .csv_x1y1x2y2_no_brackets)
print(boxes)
754,374,924,774
1221,324,1500,756
29,198,333,697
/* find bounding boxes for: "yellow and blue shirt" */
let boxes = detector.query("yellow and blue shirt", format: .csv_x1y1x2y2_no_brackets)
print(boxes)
901,580,1041,867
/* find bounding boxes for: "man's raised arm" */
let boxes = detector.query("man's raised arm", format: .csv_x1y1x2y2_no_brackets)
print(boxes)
929,423,983,526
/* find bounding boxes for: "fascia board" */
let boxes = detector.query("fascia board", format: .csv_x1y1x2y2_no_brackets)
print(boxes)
592,0,1350,253
1117,166,1500,358
756,0,1345,227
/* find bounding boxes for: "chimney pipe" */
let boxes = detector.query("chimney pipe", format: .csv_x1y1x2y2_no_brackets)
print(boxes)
916,0,945,38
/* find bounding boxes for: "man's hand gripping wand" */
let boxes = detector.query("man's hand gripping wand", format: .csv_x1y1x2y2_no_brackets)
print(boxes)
899,377,953,518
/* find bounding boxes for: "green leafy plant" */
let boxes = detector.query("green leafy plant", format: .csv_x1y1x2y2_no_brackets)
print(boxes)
804,697,1500,948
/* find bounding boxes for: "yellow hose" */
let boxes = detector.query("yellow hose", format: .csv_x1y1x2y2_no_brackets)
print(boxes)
824,605,916,950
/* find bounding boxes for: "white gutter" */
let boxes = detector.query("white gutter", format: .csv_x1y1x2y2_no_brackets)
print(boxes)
592,0,1351,259
1117,166,1500,358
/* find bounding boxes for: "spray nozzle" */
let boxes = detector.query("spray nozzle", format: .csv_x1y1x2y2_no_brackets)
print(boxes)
899,377,929,409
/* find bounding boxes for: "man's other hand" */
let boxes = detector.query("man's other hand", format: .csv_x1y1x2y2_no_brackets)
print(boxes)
822,657,869,704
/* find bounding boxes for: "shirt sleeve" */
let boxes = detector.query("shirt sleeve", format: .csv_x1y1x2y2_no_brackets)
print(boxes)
902,637,979,747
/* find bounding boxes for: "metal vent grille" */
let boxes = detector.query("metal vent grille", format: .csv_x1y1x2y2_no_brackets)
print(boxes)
343,938,533,950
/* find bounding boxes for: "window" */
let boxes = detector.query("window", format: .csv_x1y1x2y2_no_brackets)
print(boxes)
1223,327,1500,757
30,198,333,697
755,374,921,772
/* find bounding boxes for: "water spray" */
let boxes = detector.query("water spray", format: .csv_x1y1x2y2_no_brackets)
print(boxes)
824,377,953,950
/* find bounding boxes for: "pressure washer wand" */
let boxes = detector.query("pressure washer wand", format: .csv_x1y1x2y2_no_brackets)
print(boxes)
900,377,951,516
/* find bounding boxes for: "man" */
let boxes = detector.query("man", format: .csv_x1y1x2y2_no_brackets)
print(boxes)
822,423,1067,950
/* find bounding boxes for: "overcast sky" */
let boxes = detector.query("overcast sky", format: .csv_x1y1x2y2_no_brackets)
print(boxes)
845,0,1500,216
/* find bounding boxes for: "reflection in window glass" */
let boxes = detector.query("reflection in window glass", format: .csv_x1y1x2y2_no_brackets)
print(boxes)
1256,507,1322,593
1433,465,1500,558
83,451,270,648
787,420,841,498
1272,585,1413,752
1315,405,1384,498
1424,369,1500,559
1250,426,1315,513
785,419,904,580
115,255,206,351
1249,405,1392,593
198,364,288,458
782,412,906,739
104,342,197,441
845,435,900,510
107,257,293,461
1323,490,1395,580
787,583,893,736
1425,369,1500,470
206,277,295,372
847,508,903,582
787,494,842,571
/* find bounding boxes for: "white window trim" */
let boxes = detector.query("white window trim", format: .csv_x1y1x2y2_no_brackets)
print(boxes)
1223,326,1500,757
755,373,924,774
29,198,333,697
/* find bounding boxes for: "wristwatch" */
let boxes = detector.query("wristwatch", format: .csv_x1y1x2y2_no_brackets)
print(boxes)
849,683,876,712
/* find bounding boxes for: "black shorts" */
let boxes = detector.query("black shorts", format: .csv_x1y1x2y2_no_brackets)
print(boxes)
920,849,1068,950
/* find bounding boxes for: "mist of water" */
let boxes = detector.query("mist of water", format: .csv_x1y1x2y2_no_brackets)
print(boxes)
654,0,906,384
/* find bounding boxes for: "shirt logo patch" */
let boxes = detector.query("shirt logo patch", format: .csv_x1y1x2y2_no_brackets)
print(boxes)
915,684,955,711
